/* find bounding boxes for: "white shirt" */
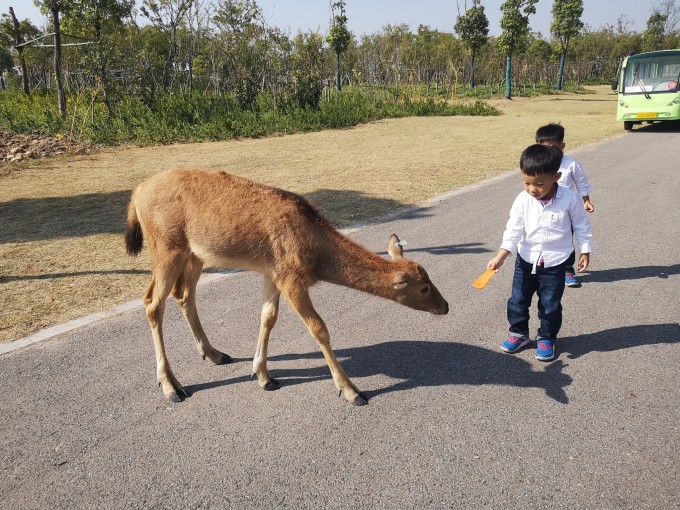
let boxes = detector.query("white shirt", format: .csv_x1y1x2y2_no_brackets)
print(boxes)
558,155,591,197
501,186,594,268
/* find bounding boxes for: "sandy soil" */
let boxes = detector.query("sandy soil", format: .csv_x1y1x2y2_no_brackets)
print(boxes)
0,86,623,342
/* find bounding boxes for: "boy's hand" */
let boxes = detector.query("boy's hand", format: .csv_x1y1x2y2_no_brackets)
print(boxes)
487,250,510,270
583,198,594,213
577,253,590,272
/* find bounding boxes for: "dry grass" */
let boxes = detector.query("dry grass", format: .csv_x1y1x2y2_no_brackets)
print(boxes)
0,85,622,342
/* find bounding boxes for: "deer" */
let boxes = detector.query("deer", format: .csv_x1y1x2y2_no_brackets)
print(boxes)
125,168,449,406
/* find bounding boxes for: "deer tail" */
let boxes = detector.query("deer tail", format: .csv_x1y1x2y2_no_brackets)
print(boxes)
125,192,143,256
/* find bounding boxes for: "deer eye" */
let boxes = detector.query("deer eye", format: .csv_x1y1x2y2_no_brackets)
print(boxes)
420,285,430,295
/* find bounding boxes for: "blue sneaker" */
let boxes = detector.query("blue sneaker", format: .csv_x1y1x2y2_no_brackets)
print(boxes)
565,272,580,287
535,338,555,361
501,335,529,354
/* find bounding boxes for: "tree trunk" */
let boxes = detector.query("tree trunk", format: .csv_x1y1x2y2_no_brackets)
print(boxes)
9,7,30,95
52,8,67,117
556,52,566,91
505,54,512,99
335,52,341,91
469,49,476,89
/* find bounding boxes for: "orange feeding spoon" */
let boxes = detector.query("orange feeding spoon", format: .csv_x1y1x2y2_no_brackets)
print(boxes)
473,268,497,289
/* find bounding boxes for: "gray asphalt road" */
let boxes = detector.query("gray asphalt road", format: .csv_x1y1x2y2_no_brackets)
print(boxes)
2,126,679,509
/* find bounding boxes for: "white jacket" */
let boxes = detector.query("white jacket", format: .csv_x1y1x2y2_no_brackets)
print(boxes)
501,186,593,268
558,155,591,197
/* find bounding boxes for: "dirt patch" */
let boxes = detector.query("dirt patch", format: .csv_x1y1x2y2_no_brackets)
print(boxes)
1,132,96,165
0,86,623,343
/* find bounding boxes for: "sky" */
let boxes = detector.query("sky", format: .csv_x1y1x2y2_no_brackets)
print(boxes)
0,0,663,37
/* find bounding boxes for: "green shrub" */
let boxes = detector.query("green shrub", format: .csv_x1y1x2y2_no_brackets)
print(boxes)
0,86,500,146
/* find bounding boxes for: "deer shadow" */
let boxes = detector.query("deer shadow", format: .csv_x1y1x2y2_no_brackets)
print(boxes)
187,323,679,404
188,339,573,404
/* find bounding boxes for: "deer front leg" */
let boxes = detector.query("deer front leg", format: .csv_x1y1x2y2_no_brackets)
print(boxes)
173,256,232,365
282,286,368,406
253,276,281,391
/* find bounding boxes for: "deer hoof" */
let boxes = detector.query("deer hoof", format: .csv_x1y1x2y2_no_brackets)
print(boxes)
166,384,190,403
168,391,185,403
350,395,368,406
214,352,233,365
350,392,369,406
263,379,280,391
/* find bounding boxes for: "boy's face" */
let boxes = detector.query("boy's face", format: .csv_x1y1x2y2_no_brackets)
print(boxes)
522,171,561,200
538,140,566,151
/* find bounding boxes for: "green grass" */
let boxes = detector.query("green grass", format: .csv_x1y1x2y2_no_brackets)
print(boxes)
0,87,500,146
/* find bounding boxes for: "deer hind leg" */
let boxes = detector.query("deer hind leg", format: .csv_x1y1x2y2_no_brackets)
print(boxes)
282,285,368,406
252,276,281,391
172,254,232,365
144,251,189,403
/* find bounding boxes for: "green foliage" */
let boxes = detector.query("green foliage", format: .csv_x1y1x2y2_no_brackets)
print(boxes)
497,0,538,56
551,0,584,51
290,32,324,109
454,1,489,53
643,13,667,51
0,86,500,145
326,1,351,56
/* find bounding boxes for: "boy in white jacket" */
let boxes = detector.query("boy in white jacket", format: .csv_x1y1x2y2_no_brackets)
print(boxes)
535,123,594,287
487,144,593,361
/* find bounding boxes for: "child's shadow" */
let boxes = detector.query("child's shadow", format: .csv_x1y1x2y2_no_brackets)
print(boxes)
560,323,680,359
584,264,679,283
266,340,573,404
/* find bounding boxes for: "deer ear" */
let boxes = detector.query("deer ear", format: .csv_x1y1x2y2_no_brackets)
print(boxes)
388,234,403,260
393,272,408,290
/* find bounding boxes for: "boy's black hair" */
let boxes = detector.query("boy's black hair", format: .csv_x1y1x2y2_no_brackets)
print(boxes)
520,144,563,176
535,123,565,144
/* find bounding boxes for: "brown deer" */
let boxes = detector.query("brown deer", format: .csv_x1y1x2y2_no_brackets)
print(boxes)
125,168,448,406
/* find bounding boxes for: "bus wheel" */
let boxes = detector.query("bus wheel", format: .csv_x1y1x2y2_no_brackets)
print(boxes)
624,121,633,131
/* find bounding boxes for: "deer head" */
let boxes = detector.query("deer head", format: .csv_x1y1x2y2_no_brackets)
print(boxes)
387,234,449,315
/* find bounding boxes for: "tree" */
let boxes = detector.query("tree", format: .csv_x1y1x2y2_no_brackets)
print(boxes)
497,0,537,99
140,0,194,91
327,0,350,91
551,0,583,91
454,0,489,89
0,8,39,94
653,0,680,34
35,0,76,116
63,0,132,114
643,12,667,51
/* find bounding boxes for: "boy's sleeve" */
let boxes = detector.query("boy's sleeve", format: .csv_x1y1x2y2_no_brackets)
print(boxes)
570,194,594,253
500,194,525,254
572,159,592,197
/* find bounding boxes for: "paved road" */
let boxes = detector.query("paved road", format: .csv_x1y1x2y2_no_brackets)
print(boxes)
2,127,679,509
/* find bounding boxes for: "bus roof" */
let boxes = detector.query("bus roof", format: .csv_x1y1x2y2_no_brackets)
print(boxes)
624,49,680,63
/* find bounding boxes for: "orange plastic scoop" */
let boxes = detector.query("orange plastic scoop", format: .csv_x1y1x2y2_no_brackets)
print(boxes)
473,269,497,289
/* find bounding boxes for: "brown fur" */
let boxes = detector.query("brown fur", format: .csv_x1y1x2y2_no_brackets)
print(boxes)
125,168,448,405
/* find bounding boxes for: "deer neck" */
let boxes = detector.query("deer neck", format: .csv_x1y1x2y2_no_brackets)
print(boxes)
317,232,397,300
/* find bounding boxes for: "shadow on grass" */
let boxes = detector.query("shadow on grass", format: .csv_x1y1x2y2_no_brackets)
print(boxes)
0,188,423,244
0,190,132,243
0,268,149,283
305,188,427,227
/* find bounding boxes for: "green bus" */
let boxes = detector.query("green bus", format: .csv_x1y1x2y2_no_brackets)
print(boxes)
612,49,680,131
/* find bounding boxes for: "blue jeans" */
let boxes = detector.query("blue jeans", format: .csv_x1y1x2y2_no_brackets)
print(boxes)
507,252,575,340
